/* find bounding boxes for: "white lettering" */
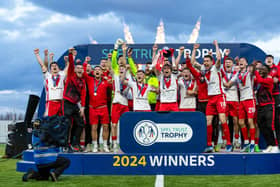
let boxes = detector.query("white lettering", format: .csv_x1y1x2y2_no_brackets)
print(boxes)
198,155,206,166
202,48,209,58
149,155,215,167
168,155,178,166
190,155,197,166
179,155,188,166
149,155,163,167
207,155,215,166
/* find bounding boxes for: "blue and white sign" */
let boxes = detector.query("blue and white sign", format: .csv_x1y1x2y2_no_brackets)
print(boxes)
133,120,193,146
120,112,206,153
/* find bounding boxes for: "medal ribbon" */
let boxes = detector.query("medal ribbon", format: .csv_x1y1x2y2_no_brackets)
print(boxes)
52,74,60,87
137,83,147,97
94,79,102,94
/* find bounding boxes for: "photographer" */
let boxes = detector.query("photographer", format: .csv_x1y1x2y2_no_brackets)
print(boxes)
22,119,70,182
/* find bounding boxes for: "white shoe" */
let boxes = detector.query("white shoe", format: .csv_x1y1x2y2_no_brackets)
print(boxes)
103,144,110,153
84,144,92,153
233,141,241,150
220,142,226,150
113,143,119,153
92,144,99,153
263,146,272,153
271,146,279,153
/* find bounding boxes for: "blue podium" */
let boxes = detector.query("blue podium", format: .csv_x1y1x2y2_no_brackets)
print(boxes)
16,112,280,175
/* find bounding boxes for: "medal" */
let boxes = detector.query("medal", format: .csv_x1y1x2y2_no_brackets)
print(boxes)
93,78,102,96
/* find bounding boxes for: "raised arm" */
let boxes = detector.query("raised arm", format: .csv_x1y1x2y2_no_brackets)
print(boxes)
82,56,91,79
34,48,47,73
151,52,161,76
43,49,49,69
175,46,184,67
122,42,127,63
63,55,69,76
214,40,221,69
107,53,112,72
111,39,123,75
127,48,137,76
186,57,200,79
223,49,230,70
152,44,158,60
67,48,75,79
190,44,202,69
49,52,54,64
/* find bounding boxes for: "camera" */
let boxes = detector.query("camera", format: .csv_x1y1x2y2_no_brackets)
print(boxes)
35,116,69,147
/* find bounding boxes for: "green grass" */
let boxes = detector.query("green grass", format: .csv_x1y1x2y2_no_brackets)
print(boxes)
0,144,280,186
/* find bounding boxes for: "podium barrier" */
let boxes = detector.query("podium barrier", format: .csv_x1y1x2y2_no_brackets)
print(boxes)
16,112,280,175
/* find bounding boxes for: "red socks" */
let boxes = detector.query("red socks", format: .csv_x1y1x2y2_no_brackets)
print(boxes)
241,127,249,141
112,136,117,141
222,123,231,145
80,141,85,146
255,137,259,145
249,128,255,141
207,125,213,146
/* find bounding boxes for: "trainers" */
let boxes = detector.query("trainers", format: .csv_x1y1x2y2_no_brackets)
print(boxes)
72,145,82,152
103,144,110,153
204,146,214,153
92,144,98,153
50,172,58,182
233,141,241,150
271,146,279,153
249,144,255,153
65,144,74,153
241,143,250,152
214,145,220,152
254,144,261,152
220,142,226,150
84,144,92,153
22,168,35,182
225,144,233,152
263,146,273,153
113,143,119,153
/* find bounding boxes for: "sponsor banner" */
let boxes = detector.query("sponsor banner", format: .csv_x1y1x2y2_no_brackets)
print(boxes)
56,43,266,65
80,153,246,175
120,112,206,153
18,151,280,175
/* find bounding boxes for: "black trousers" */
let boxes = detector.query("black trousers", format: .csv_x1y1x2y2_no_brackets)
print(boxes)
150,103,156,111
63,99,84,146
274,95,280,144
258,104,275,146
34,156,70,180
84,105,92,145
197,101,219,143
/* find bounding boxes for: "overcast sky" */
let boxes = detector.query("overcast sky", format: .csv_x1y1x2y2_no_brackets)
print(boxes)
1,0,280,114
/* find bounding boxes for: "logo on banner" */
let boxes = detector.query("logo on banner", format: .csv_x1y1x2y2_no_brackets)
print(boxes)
133,120,193,146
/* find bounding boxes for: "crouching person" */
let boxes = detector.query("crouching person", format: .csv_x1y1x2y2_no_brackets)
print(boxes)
22,119,70,182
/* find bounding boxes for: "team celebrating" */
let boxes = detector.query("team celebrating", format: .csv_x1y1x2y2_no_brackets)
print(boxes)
34,39,280,153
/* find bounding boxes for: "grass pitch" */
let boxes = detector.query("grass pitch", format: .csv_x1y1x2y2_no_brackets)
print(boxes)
0,144,280,187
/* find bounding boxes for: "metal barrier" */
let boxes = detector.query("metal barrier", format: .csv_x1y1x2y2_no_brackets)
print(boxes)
0,120,11,143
